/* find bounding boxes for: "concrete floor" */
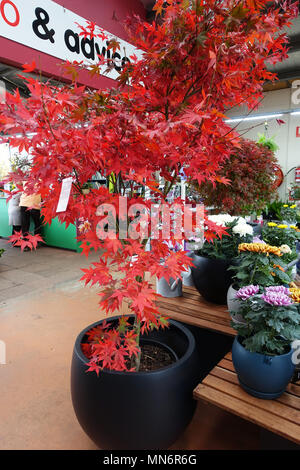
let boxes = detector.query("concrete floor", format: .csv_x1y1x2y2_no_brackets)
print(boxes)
0,239,260,450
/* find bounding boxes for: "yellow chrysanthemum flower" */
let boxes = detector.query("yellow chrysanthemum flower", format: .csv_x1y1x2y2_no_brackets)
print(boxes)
267,222,277,227
290,225,298,230
290,205,297,209
277,224,288,229
290,288,300,303
238,243,282,256
283,205,289,208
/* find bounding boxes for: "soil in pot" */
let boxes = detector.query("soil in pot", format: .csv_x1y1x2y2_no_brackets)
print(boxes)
82,338,177,372
132,342,175,371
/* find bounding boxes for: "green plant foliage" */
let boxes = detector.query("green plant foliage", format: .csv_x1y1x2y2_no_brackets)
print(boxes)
196,217,253,261
281,204,298,223
257,133,279,153
232,290,300,356
262,222,300,263
262,200,285,221
229,247,292,288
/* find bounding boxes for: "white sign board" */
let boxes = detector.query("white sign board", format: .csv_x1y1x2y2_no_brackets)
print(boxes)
0,0,142,80
56,176,73,213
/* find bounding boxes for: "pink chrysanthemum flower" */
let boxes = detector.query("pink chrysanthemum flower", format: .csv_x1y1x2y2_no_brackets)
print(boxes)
236,285,260,300
261,292,292,306
265,286,290,296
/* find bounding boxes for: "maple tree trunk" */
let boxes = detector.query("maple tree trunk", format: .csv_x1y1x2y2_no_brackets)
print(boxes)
131,317,142,371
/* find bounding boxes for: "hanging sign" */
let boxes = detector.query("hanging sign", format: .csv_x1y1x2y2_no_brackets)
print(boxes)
0,0,142,80
56,177,73,213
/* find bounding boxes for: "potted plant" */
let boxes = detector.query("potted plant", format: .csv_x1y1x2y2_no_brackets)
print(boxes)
231,285,300,399
281,204,298,225
228,242,292,322
0,0,296,450
262,222,300,278
262,223,300,256
262,200,285,222
196,139,279,217
191,215,253,304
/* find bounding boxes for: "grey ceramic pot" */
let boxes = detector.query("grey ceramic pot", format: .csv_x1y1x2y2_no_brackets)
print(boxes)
227,285,246,325
156,276,183,298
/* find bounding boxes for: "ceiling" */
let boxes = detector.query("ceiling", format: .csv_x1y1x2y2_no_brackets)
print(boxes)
0,3,299,95
267,14,300,82
0,64,57,98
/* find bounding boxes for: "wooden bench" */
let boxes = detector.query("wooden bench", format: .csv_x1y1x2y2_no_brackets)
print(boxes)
193,351,300,446
157,285,236,336
157,285,300,446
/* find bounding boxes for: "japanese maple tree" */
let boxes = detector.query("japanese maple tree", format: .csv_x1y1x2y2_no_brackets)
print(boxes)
197,138,279,215
0,0,297,373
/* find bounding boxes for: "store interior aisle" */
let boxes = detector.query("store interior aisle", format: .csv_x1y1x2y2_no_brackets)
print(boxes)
0,240,259,450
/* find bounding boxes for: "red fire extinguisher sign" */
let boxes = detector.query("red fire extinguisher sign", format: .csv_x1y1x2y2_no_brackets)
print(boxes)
296,127,300,137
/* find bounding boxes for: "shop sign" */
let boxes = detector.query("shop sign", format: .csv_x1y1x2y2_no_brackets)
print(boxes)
0,0,142,80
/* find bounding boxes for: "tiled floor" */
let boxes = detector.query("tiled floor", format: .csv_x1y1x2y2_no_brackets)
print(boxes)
0,238,261,450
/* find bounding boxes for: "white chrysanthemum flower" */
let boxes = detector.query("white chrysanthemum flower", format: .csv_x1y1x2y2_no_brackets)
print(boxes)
280,244,292,254
220,214,235,224
233,216,247,225
232,223,253,237
208,214,234,226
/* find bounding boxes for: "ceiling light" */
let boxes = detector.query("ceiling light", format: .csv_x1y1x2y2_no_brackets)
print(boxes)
225,113,284,123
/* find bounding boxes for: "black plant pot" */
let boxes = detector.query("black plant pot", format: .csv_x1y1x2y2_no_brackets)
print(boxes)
190,254,233,305
71,316,199,450
248,222,262,236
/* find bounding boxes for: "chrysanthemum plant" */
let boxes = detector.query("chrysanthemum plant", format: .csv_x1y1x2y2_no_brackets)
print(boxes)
229,243,293,289
232,286,300,355
0,0,297,373
262,222,300,263
281,204,298,223
195,215,253,260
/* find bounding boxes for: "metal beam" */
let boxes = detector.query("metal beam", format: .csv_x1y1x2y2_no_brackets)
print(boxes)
139,0,155,11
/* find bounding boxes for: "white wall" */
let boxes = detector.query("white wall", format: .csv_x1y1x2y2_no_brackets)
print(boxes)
227,88,300,200
0,143,10,180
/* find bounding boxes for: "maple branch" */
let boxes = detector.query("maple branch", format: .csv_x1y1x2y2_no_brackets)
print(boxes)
40,82,59,142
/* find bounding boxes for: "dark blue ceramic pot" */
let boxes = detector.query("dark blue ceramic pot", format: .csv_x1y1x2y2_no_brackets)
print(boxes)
232,336,295,399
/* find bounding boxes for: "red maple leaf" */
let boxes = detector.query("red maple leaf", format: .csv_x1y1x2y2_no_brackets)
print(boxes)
22,61,36,73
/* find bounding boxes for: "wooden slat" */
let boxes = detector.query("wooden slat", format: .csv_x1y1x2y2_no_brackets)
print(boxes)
287,382,300,397
201,373,300,425
158,299,232,328
159,306,235,336
218,358,235,372
210,367,300,411
194,352,300,445
158,298,231,324
157,285,235,336
194,384,300,445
